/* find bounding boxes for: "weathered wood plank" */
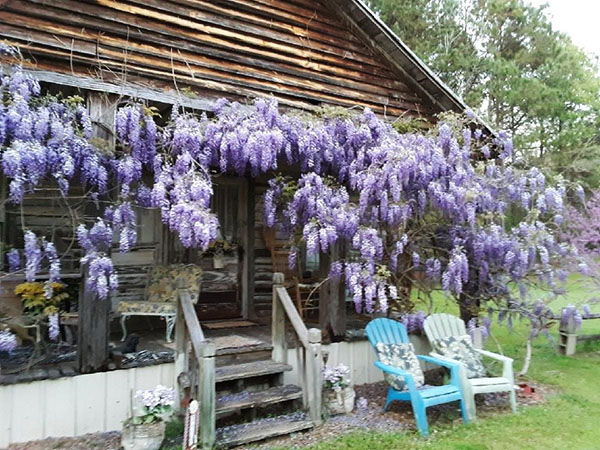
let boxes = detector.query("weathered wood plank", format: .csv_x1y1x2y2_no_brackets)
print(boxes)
272,274,288,364
12,0,414,94
179,290,205,361
215,360,292,383
172,0,372,55
275,286,309,349
215,384,302,415
216,413,312,448
2,0,435,117
198,341,216,450
77,92,113,374
242,177,255,319
306,328,323,425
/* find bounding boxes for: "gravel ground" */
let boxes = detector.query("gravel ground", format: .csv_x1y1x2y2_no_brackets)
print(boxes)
5,380,553,450
6,432,121,450
238,380,554,450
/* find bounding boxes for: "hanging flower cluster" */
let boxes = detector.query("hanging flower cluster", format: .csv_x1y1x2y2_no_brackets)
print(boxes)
0,67,105,202
77,219,118,300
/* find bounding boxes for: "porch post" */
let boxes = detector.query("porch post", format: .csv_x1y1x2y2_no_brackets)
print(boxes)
241,176,256,319
77,265,110,373
319,242,347,341
77,92,114,373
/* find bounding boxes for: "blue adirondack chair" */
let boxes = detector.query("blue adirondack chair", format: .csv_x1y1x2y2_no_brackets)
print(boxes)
366,318,469,437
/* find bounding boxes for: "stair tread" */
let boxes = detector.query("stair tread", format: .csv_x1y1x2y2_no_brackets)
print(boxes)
216,384,302,414
216,360,292,382
215,342,273,356
216,413,312,447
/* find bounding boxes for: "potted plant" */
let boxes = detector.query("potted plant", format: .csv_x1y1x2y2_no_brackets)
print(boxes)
15,281,69,344
121,385,176,450
323,363,355,415
204,239,238,269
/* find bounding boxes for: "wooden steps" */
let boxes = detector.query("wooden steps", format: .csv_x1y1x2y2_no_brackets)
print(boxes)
215,360,292,383
216,413,313,448
216,384,302,415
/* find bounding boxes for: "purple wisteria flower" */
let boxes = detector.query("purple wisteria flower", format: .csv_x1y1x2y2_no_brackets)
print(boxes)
0,330,17,353
24,230,41,282
48,313,59,341
7,248,20,272
43,240,61,283
0,64,580,322
399,311,426,334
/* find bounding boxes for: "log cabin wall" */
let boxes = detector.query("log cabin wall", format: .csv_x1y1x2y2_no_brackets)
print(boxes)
0,0,439,119
0,0,463,322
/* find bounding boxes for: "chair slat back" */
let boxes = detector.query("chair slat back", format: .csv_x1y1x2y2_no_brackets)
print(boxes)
423,313,467,346
365,318,409,350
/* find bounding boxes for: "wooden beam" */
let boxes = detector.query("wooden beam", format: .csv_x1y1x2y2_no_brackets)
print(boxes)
271,273,287,364
198,340,216,450
77,264,111,373
77,92,114,374
241,176,255,320
329,242,347,339
306,327,323,425
20,68,218,111
318,243,347,341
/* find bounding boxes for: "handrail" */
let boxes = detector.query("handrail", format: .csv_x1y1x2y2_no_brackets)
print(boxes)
179,289,206,359
176,288,215,450
272,272,322,425
275,286,310,349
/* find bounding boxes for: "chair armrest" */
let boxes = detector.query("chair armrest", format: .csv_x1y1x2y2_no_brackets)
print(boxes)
474,349,514,380
374,361,418,392
474,348,512,363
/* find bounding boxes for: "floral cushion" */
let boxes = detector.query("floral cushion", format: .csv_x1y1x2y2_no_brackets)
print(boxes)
375,342,425,391
170,264,203,303
117,301,177,314
432,335,487,378
146,266,175,302
146,264,203,303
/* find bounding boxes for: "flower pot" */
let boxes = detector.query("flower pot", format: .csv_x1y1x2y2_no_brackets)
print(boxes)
121,421,165,450
325,386,355,415
213,254,225,269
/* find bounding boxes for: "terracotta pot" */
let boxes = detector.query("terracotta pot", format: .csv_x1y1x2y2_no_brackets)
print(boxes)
121,421,165,450
325,386,355,415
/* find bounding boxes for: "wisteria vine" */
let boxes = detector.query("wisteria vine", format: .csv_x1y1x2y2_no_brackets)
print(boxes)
0,48,585,327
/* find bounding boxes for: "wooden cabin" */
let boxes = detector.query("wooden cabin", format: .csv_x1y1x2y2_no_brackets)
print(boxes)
0,0,474,447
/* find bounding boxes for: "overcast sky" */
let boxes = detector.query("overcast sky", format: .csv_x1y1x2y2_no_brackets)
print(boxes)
529,0,600,59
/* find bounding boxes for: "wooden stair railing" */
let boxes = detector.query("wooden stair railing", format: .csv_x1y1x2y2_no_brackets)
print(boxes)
175,287,216,450
272,272,323,424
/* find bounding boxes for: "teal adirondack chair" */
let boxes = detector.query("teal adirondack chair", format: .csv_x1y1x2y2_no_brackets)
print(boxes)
366,318,469,437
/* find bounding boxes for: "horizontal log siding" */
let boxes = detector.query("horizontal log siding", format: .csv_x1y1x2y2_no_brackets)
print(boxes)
0,0,435,118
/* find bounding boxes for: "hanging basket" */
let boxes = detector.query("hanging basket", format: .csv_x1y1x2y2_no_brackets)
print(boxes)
121,421,165,450
324,386,355,415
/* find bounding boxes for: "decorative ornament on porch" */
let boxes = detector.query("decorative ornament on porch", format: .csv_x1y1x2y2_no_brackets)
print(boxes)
183,399,200,450
323,363,355,415
121,385,176,450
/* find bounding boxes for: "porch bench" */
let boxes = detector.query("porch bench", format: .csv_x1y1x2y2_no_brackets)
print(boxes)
117,264,202,343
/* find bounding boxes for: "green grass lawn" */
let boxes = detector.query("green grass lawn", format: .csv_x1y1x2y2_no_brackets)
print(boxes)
303,277,600,450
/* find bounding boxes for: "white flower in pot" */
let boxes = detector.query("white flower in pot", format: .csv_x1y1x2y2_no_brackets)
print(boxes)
323,363,355,415
121,385,176,450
